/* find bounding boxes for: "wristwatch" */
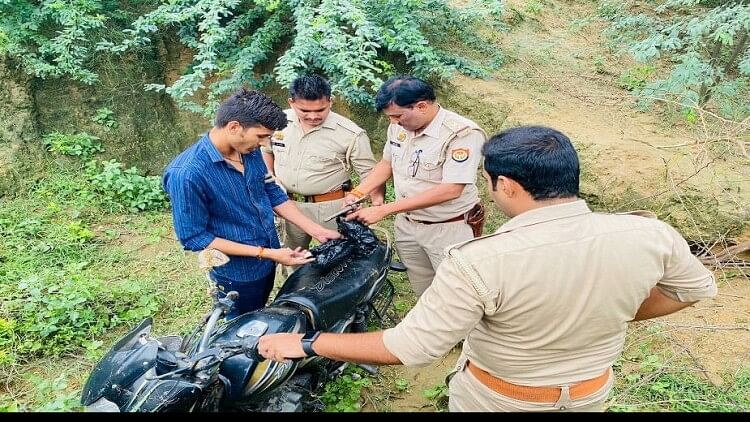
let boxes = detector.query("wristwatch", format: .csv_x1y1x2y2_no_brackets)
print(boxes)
301,331,321,357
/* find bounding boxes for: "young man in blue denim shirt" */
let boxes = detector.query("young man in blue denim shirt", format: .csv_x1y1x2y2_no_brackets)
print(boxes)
164,89,341,319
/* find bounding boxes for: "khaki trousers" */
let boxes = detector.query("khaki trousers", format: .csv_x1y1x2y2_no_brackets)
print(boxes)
448,362,614,412
283,198,344,251
394,214,474,297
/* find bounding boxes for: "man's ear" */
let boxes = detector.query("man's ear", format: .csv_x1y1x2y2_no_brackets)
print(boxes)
226,121,246,134
499,176,516,197
287,98,294,107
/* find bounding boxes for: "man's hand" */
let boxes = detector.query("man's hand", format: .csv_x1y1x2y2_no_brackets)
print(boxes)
266,247,315,266
346,205,390,225
311,227,342,243
370,191,385,207
343,193,362,207
258,333,306,363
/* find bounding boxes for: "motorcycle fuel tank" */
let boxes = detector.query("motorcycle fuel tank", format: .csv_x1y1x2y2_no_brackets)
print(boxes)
209,306,307,401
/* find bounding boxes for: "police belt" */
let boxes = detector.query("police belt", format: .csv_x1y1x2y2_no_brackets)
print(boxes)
466,360,610,403
288,188,346,203
404,203,481,225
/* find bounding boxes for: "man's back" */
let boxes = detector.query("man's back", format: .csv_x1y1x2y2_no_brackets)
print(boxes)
455,200,715,385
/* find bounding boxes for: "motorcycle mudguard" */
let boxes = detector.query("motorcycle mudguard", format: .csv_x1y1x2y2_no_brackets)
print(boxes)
81,318,158,406
209,307,306,401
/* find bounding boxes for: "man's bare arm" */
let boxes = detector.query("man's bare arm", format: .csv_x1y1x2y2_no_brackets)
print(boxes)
258,331,401,365
632,287,696,321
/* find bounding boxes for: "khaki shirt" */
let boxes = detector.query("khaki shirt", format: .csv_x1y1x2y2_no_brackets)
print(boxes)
262,110,376,196
383,107,486,221
383,200,716,386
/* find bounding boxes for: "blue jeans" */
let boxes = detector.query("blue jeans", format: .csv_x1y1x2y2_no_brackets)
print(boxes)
210,269,276,320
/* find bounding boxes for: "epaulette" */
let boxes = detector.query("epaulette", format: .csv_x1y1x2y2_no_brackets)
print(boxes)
334,114,364,135
446,231,503,253
443,118,474,138
616,210,657,219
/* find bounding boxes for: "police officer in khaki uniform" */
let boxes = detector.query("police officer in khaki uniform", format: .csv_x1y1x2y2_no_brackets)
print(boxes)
262,75,384,252
257,126,717,412
343,75,487,296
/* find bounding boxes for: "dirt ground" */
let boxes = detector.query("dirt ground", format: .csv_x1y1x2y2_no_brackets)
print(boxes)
372,0,750,411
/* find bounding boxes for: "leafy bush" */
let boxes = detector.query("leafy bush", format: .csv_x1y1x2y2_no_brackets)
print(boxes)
320,367,372,412
88,159,169,212
0,0,107,84
42,132,103,160
0,271,160,361
41,133,168,212
618,65,656,91
3,0,504,115
603,0,750,116
92,107,118,129
23,374,81,412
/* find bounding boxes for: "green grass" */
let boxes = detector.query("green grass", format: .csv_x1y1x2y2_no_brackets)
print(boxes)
0,158,207,411
608,324,750,412
2,150,747,412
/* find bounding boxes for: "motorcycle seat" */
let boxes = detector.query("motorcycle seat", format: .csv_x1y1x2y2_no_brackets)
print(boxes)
273,245,387,331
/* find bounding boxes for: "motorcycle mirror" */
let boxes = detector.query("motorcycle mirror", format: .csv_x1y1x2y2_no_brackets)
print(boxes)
198,248,230,270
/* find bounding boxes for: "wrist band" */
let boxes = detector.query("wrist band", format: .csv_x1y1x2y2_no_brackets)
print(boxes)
257,246,265,259
350,188,365,199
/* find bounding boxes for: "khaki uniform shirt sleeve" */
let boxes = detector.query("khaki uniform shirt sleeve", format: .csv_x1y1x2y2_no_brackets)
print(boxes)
441,129,485,184
382,138,392,162
383,256,485,367
349,131,377,180
657,224,717,302
382,125,396,162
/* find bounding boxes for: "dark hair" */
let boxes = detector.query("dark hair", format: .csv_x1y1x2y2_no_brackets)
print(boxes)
289,74,331,100
215,88,287,130
482,126,579,200
374,75,436,111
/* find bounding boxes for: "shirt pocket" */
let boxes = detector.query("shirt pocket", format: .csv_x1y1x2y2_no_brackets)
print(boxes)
272,144,291,166
413,152,442,182
388,141,406,164
302,154,339,172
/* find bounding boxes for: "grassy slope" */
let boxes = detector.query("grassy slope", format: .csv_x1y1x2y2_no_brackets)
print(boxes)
2,0,749,412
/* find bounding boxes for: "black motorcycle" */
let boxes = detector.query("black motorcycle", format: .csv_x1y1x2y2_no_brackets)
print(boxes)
80,219,403,412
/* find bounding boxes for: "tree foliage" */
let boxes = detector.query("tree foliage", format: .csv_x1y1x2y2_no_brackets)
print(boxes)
1,0,504,114
603,0,750,112
0,0,108,83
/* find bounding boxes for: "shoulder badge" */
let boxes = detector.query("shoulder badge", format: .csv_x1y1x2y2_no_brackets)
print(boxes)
451,148,470,162
273,132,284,140
397,130,407,141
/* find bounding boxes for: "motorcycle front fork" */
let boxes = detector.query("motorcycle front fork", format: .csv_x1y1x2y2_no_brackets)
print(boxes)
351,307,369,333
348,307,378,376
